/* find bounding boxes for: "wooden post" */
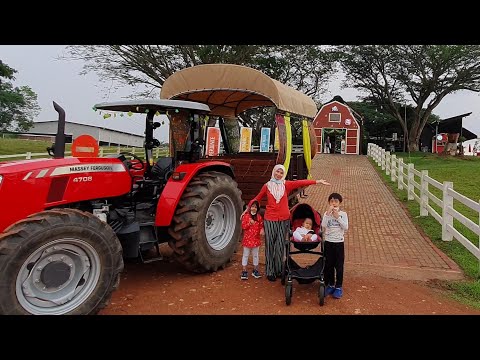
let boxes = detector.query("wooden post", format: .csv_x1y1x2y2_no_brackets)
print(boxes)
442,181,454,241
420,170,428,216
386,151,391,176
398,158,404,190
407,163,414,200
26,152,31,160
391,154,397,182
99,148,104,157
381,149,386,170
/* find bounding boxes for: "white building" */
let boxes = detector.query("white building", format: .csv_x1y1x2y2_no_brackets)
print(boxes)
27,121,144,147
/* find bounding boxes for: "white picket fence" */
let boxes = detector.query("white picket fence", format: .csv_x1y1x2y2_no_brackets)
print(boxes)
367,143,480,262
0,147,169,161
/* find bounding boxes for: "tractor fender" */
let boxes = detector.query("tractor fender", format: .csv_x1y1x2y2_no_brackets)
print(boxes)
155,161,234,227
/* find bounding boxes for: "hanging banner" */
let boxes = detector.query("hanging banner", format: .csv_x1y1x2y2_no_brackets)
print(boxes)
283,114,292,173
239,127,252,152
205,127,221,157
275,114,286,164
302,119,312,179
260,127,271,152
274,127,280,151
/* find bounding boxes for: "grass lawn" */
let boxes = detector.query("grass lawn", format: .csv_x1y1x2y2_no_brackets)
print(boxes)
370,151,480,307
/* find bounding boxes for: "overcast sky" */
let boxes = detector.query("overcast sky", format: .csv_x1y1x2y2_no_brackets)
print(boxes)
1,45,479,142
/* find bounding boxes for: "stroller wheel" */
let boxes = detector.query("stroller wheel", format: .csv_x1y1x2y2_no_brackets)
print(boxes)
318,283,325,306
285,282,293,305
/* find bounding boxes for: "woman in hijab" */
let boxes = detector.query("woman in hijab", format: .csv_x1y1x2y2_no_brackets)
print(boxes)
241,164,331,281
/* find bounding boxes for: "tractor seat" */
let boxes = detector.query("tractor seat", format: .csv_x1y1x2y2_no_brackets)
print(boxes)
151,157,174,182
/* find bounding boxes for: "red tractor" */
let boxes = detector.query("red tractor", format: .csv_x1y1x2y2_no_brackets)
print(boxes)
0,99,243,315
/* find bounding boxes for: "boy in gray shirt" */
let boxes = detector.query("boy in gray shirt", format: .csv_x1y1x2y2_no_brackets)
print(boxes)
321,192,348,299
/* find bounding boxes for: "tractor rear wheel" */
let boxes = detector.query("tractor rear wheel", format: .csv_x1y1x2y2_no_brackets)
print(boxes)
168,171,243,272
0,209,123,315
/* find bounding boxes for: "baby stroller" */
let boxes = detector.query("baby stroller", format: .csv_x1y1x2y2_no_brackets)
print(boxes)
281,203,326,306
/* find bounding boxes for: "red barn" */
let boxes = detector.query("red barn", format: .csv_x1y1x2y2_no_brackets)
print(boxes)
313,96,360,155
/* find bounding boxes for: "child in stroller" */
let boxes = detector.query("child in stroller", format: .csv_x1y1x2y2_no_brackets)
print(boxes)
281,203,326,306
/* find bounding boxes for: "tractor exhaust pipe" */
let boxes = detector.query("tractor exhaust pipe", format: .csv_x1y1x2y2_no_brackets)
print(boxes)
52,101,66,159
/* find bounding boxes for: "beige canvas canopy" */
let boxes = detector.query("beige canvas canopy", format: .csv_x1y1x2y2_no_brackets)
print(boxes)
160,64,318,119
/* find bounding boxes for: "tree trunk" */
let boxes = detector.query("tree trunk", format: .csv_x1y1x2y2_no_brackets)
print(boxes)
408,141,419,152
408,130,420,152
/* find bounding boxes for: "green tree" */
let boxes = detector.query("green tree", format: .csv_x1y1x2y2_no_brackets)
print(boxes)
64,45,336,101
0,60,40,132
338,45,480,151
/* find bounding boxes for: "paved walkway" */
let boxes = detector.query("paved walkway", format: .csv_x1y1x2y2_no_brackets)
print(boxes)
239,154,463,281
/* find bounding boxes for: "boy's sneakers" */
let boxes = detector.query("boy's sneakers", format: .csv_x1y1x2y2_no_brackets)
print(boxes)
241,271,248,280
325,285,335,296
252,269,262,279
333,287,343,299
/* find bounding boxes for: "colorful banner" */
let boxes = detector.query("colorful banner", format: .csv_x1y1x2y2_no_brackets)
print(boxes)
260,127,271,152
206,127,221,157
239,127,252,152
275,114,286,164
274,127,280,151
302,119,312,179
283,114,292,173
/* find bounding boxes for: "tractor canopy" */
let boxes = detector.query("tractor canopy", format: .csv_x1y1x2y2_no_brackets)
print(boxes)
161,64,319,204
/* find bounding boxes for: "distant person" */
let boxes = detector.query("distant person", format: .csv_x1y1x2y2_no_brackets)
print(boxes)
240,201,264,280
241,164,331,281
324,137,331,154
321,192,349,299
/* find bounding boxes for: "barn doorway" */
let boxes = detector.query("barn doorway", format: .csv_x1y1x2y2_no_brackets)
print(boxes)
323,128,346,154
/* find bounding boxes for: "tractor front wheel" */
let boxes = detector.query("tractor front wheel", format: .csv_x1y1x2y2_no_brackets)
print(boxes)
0,209,123,315
168,171,243,272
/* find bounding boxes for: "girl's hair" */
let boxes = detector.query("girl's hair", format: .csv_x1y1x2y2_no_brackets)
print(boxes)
249,201,260,221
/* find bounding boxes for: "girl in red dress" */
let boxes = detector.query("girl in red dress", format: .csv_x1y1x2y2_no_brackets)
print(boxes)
240,201,264,280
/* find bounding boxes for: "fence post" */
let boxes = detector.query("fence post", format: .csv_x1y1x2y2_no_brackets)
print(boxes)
132,147,135,155
385,151,391,176
155,147,159,158
99,148,104,157
390,154,397,182
420,170,428,216
442,181,454,241
381,149,386,170
407,163,414,200
26,152,32,160
367,143,371,156
398,158,404,190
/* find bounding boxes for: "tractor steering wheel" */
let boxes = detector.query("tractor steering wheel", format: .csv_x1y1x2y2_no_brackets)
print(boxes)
120,152,145,171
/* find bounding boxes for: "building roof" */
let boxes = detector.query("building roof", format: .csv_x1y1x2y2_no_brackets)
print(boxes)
426,112,477,140
32,120,144,138
160,64,318,119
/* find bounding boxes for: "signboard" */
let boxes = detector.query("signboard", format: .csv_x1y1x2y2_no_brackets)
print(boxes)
72,134,99,157
239,127,252,152
260,127,271,152
205,127,221,157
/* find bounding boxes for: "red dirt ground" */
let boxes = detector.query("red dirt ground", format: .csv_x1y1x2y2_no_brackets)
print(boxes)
99,246,480,315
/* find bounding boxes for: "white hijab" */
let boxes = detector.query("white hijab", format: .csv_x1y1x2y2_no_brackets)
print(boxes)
267,164,286,204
